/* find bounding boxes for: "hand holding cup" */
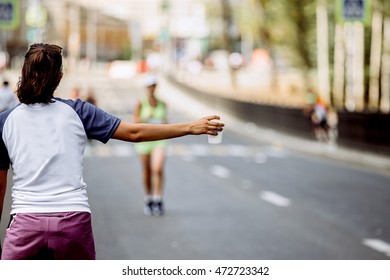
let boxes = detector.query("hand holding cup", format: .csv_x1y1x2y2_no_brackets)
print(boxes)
208,119,224,144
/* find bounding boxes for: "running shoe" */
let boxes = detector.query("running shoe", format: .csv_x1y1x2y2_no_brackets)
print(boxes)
152,201,164,216
143,200,154,216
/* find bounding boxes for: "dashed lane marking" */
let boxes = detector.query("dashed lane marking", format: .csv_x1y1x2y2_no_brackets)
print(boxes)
210,165,231,179
254,153,267,164
112,144,135,157
190,144,209,156
266,145,287,158
227,145,252,157
362,239,390,257
84,143,278,161
260,191,291,207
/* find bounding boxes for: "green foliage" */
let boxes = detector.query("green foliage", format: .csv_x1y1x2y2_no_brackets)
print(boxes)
278,0,317,68
118,40,132,60
218,0,320,69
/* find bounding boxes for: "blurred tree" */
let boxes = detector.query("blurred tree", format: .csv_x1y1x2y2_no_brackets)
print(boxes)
378,0,390,112
280,0,317,88
228,0,318,92
253,0,288,91
201,0,238,89
238,0,278,91
202,0,389,113
255,0,285,51
220,0,239,88
119,40,132,60
368,0,384,111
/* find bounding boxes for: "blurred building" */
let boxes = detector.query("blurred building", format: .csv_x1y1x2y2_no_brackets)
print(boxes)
1,0,209,69
2,0,132,66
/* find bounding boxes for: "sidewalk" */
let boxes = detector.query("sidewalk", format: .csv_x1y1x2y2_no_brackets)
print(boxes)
158,75,390,174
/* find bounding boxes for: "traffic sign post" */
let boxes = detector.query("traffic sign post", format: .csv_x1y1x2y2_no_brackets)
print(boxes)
0,0,19,29
335,0,370,112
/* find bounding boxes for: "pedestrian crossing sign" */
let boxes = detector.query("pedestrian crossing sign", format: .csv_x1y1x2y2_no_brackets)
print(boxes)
336,0,371,26
0,0,19,29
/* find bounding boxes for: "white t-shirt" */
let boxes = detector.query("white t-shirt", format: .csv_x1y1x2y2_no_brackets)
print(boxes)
0,98,120,214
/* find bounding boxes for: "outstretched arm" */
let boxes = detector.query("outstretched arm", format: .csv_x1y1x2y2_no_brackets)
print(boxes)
0,169,7,225
112,115,224,142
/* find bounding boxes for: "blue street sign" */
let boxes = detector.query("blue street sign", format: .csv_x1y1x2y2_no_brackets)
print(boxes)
0,0,19,29
336,0,371,26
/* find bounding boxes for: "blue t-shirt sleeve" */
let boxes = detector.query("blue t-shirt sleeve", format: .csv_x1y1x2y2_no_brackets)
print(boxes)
59,98,121,143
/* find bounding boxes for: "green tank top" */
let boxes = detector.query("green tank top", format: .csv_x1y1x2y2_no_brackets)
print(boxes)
139,97,167,124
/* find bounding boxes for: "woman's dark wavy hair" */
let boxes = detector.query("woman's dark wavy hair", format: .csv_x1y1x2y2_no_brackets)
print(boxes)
16,43,63,104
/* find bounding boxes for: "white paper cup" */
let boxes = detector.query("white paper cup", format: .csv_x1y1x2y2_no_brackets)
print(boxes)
208,120,224,144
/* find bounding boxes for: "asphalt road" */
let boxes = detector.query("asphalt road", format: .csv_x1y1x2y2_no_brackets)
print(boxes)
84,122,390,260
1,70,390,260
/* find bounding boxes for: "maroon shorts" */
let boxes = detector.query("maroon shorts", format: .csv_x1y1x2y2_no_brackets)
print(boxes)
1,212,96,260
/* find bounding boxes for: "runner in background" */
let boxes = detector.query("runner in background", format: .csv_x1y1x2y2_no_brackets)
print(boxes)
133,75,168,216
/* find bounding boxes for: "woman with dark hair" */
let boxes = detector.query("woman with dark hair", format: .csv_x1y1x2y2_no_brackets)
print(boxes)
16,44,63,104
0,43,224,260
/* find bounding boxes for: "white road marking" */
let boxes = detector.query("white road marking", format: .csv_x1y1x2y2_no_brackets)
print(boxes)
266,145,287,158
84,143,285,160
94,145,113,157
254,153,267,164
190,144,209,156
227,145,251,157
168,144,188,156
260,191,291,207
362,239,390,257
112,145,134,157
210,165,231,179
182,155,196,162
